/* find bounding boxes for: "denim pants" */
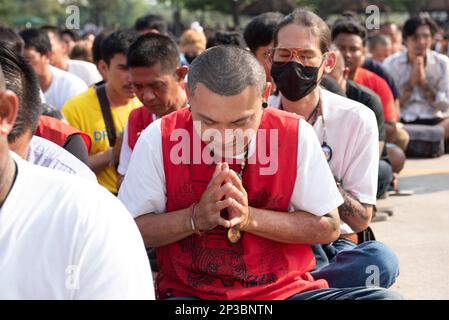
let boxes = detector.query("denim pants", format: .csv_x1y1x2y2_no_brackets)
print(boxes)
310,240,400,289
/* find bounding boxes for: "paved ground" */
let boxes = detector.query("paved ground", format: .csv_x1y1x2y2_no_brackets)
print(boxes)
372,154,449,299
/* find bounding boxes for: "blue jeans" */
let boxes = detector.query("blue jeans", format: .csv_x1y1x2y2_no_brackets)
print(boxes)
169,288,402,300
288,286,402,300
378,159,393,198
310,240,399,289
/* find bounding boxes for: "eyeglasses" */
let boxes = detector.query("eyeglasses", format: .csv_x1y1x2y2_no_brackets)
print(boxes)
266,47,325,66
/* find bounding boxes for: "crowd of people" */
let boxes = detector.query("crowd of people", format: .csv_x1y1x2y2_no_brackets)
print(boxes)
1,7,448,300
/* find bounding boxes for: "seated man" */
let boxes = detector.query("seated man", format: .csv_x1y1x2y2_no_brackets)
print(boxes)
332,19,407,186
117,33,188,187
324,48,393,200
380,22,405,55
41,26,102,87
20,28,88,110
383,15,449,142
267,9,399,289
243,12,284,93
367,34,392,63
62,30,141,194
0,45,95,182
118,45,400,300
331,19,398,143
0,63,154,299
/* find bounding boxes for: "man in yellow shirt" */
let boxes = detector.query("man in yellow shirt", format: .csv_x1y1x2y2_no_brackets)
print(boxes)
62,30,140,194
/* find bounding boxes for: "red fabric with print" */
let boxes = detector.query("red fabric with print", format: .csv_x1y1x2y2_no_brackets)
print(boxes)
127,106,155,151
35,115,91,152
157,107,328,300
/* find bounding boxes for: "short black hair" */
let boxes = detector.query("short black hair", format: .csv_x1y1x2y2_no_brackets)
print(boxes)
40,25,63,42
207,31,247,49
331,19,367,46
61,28,80,42
127,33,180,73
20,28,52,55
100,30,138,65
92,30,112,64
244,12,283,53
0,46,42,143
134,14,167,35
0,26,24,54
402,14,438,40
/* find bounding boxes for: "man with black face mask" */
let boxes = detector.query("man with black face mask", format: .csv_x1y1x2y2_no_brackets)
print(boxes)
268,9,400,290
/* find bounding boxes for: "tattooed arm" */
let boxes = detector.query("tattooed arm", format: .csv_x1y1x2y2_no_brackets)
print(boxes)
337,183,373,233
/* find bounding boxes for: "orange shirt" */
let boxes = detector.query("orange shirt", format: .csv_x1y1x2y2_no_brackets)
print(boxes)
354,67,397,122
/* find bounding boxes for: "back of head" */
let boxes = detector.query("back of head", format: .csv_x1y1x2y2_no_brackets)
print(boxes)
187,46,266,97
135,14,167,35
331,19,367,46
206,31,247,49
367,34,391,50
101,29,138,65
243,12,284,53
274,9,331,53
0,26,24,54
19,28,52,55
127,33,180,73
402,13,438,40
0,46,42,143
70,44,92,62
180,29,207,51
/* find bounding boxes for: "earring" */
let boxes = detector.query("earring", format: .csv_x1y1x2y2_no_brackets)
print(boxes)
262,102,268,108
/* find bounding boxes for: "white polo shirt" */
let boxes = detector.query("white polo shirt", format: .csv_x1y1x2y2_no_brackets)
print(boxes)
269,89,379,234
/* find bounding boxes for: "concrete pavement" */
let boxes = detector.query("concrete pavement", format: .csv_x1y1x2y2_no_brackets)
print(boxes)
372,154,449,299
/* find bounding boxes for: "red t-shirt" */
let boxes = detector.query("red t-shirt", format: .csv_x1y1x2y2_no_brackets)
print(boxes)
354,67,398,121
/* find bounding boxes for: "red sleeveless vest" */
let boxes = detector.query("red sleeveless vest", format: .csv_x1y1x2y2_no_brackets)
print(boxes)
35,115,92,152
157,107,328,300
127,107,154,151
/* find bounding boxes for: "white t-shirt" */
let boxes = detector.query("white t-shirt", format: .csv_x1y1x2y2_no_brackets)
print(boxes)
269,89,379,234
118,113,158,176
44,66,88,111
27,135,97,182
67,59,102,87
118,115,343,220
0,153,155,299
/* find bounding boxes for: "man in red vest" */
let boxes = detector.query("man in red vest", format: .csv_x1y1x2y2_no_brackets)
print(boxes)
119,46,400,300
117,33,188,188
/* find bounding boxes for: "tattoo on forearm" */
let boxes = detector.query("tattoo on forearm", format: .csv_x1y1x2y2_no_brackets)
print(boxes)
337,186,369,221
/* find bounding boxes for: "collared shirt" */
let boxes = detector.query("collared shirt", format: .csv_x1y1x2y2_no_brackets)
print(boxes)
269,89,379,234
383,49,449,122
